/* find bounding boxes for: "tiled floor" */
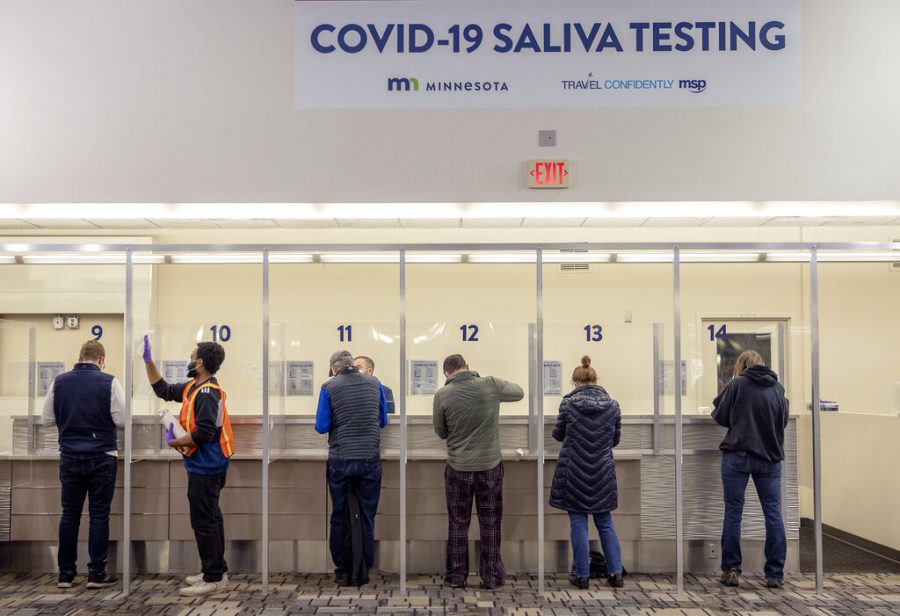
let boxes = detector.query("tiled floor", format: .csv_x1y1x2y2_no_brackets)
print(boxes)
0,572,898,615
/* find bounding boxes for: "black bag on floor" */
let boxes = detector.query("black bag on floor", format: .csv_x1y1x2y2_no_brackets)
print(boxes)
589,550,608,578
342,486,369,586
589,550,627,579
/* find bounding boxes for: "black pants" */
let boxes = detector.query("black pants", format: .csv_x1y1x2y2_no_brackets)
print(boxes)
187,470,228,582
58,453,117,577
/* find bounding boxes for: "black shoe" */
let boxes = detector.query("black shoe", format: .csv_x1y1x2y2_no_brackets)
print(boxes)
445,578,466,589
350,577,370,587
57,573,77,589
480,581,505,590
569,573,590,589
608,573,624,588
766,578,784,589
86,573,117,588
335,576,353,587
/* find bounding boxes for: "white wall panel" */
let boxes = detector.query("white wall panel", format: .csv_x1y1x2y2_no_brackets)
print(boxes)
0,1,898,203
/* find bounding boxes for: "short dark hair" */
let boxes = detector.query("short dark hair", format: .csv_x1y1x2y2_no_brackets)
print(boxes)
196,341,225,374
79,340,106,362
443,354,467,374
355,355,375,371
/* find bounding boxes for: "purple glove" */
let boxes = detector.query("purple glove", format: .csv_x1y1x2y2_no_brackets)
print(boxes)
142,335,152,364
165,422,176,446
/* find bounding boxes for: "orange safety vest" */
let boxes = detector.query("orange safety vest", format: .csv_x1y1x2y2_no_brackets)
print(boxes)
179,379,235,459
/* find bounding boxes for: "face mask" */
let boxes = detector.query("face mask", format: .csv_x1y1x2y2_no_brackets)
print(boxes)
186,360,199,379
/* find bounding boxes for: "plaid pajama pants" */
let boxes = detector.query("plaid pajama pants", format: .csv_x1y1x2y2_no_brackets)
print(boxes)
444,462,505,588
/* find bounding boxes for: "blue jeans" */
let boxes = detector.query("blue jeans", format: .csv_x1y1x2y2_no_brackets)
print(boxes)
721,451,786,580
568,511,622,578
327,457,382,577
58,453,117,577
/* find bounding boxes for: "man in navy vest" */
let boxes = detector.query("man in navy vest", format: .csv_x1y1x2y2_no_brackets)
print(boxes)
42,340,125,589
316,350,388,586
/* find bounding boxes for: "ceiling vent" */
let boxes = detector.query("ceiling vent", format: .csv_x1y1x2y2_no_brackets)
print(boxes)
559,248,591,273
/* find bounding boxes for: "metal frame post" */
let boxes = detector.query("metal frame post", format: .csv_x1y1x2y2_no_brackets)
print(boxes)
27,323,36,455
262,249,270,594
810,247,824,594
123,248,134,594
652,322,662,454
536,248,545,593
673,247,684,594
399,249,407,593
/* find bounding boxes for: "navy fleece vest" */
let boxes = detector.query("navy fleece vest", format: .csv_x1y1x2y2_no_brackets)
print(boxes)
53,363,116,454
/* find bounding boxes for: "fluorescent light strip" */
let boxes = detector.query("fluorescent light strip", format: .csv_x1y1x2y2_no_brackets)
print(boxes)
542,253,611,263
0,256,15,264
320,254,399,263
21,254,164,264
170,254,262,264
407,254,463,263
467,253,536,263
680,253,760,263
268,254,315,263
615,253,674,263
765,252,809,262
818,252,900,262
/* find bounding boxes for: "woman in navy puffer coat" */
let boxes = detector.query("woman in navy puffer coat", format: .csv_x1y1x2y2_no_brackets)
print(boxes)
550,356,624,589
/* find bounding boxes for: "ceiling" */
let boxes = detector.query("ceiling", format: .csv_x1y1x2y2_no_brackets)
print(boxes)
0,215,898,230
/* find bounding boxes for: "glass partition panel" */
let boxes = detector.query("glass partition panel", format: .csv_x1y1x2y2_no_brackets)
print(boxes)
680,251,806,585
0,256,127,578
268,253,400,584
817,251,900,575
406,250,535,579
542,250,673,579
131,253,263,584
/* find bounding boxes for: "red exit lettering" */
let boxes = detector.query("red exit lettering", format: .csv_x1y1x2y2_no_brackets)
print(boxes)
527,160,570,188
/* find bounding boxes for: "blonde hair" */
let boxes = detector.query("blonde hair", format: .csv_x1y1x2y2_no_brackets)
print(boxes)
79,340,106,362
572,355,597,385
733,350,765,377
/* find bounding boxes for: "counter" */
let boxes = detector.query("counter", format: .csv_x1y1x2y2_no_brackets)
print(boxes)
0,415,798,576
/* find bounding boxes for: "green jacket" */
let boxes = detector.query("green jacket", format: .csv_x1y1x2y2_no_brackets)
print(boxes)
433,371,525,472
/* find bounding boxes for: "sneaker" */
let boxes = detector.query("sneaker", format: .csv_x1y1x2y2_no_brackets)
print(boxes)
86,573,118,588
57,574,77,589
608,573,624,588
718,568,740,587
179,578,227,597
185,572,228,586
766,578,784,589
569,573,590,589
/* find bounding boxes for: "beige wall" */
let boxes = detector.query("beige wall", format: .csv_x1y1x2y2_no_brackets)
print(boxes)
797,413,900,551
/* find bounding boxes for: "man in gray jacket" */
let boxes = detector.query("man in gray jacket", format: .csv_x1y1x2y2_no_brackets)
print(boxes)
432,354,524,590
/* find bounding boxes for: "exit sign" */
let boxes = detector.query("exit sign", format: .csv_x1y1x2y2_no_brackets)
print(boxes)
527,159,570,188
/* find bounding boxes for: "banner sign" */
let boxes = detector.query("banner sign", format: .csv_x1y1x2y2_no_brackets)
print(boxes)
294,0,801,109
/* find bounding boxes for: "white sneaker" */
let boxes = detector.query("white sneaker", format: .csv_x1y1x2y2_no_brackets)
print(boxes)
184,572,228,586
179,578,227,597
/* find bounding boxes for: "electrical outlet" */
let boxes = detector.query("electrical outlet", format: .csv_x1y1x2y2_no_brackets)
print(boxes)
707,542,718,559
66,316,80,330
52,315,65,330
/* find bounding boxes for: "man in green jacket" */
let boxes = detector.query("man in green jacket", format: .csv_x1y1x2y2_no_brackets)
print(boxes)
432,354,524,590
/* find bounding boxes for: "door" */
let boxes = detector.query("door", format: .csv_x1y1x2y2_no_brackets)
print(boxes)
701,318,788,401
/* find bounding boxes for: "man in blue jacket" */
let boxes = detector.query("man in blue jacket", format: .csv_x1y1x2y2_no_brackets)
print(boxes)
42,340,125,589
316,350,388,586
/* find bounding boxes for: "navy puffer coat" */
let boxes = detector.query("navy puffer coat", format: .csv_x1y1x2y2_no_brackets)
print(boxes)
549,384,621,513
